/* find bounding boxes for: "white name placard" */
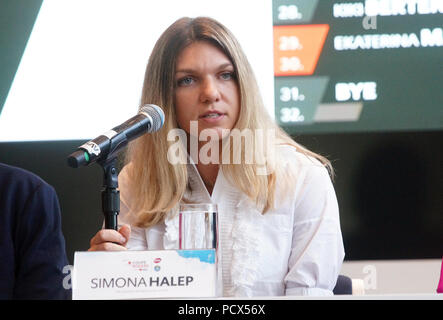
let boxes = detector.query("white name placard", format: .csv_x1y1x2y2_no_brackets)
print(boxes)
72,249,216,300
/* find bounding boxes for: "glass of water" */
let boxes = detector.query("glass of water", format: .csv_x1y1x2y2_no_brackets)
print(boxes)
178,203,218,250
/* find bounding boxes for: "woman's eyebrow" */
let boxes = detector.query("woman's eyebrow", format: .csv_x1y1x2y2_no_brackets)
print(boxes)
175,62,234,74
175,68,195,74
216,62,234,70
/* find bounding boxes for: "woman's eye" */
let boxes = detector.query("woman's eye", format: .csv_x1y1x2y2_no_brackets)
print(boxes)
220,72,235,80
177,77,194,86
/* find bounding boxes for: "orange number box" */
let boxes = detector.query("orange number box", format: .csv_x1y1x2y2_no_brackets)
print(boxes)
273,24,329,76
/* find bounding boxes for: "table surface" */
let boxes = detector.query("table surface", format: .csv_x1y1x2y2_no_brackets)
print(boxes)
182,293,443,300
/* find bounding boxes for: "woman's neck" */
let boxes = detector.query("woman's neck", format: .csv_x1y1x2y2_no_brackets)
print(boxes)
186,135,222,195
196,162,219,195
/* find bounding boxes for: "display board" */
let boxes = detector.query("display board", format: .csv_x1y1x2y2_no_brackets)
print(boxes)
272,0,443,133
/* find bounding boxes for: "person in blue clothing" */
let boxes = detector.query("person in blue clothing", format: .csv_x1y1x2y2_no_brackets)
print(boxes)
0,162,71,299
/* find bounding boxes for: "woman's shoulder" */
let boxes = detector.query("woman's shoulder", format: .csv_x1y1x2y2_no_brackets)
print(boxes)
276,144,324,169
274,144,332,187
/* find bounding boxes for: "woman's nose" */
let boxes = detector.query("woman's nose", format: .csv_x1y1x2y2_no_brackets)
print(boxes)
200,77,221,103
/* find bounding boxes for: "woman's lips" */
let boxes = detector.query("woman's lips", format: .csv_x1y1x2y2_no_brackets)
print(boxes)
199,112,226,123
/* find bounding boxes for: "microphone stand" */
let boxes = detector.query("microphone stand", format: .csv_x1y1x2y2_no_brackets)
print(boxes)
98,156,120,230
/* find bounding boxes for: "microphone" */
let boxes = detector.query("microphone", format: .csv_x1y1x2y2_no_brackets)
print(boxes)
67,104,165,168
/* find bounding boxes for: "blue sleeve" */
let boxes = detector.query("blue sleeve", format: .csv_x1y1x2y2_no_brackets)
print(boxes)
13,182,71,300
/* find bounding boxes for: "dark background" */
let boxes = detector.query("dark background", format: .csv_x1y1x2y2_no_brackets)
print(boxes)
1,0,442,264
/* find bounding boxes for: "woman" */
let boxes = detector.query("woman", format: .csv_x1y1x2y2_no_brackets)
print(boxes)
89,17,344,297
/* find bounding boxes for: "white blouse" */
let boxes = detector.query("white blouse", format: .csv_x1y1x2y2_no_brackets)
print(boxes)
117,145,345,297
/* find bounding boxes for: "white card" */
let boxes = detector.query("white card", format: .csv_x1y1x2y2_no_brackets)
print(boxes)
72,249,217,300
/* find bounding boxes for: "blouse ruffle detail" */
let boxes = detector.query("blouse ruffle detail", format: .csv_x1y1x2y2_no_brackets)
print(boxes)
227,198,263,297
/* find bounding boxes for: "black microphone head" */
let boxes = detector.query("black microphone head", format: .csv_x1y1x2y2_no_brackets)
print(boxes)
139,104,165,132
67,149,89,168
